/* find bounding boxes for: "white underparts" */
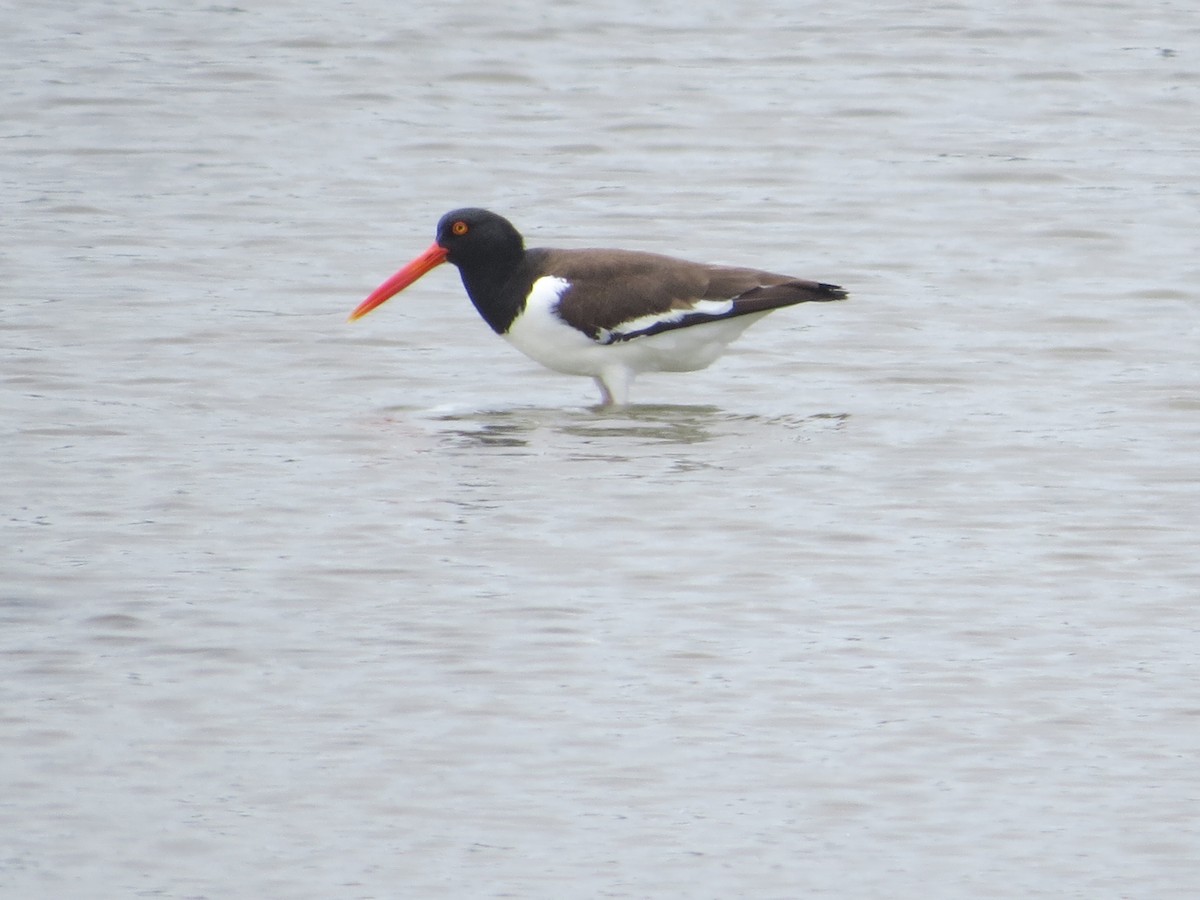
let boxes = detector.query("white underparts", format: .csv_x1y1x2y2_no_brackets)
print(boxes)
502,276,773,406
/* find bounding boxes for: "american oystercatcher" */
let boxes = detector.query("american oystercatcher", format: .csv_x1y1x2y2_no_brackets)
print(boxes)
349,208,847,406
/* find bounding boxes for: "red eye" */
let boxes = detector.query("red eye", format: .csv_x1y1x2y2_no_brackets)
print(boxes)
451,221,469,236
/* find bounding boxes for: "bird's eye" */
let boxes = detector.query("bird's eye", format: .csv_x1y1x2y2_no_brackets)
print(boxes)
451,221,469,236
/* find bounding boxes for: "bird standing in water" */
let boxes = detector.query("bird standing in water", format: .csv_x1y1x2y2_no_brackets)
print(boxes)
349,208,847,406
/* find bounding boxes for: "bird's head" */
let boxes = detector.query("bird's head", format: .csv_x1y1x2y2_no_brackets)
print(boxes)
348,208,524,322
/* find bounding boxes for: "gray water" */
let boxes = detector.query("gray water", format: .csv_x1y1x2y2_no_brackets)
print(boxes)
3,2,1199,897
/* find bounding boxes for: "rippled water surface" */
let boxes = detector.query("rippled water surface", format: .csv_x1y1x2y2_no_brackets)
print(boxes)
4,2,1199,897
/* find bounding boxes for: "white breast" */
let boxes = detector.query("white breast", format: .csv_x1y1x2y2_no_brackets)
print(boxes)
502,275,773,383
502,277,600,375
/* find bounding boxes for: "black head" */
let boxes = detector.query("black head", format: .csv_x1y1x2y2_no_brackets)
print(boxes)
348,208,529,325
435,208,525,270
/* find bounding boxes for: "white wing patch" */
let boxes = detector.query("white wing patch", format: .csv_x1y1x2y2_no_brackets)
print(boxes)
598,298,736,344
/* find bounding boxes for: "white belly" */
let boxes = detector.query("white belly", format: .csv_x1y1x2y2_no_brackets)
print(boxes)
502,276,771,378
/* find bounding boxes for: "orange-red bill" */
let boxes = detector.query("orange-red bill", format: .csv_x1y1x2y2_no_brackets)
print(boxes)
348,242,449,321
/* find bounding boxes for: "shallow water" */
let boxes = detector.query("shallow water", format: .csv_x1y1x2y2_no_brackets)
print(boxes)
3,2,1199,897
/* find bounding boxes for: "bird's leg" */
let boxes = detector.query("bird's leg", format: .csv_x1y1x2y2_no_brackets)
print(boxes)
594,369,631,407
593,376,614,407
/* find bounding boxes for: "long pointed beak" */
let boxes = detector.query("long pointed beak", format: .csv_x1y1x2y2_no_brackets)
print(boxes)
348,242,449,322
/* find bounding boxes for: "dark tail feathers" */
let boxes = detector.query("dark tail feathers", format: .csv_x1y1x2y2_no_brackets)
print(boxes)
809,281,848,302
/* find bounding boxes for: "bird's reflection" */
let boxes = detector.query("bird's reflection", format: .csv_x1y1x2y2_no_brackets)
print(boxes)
431,405,846,452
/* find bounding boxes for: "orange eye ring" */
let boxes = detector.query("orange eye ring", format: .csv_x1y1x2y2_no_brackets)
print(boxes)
451,221,469,235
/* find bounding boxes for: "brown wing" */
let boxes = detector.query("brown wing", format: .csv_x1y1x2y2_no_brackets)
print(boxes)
539,248,846,341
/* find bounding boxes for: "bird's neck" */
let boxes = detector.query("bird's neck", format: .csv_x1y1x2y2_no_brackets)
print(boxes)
457,248,541,335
